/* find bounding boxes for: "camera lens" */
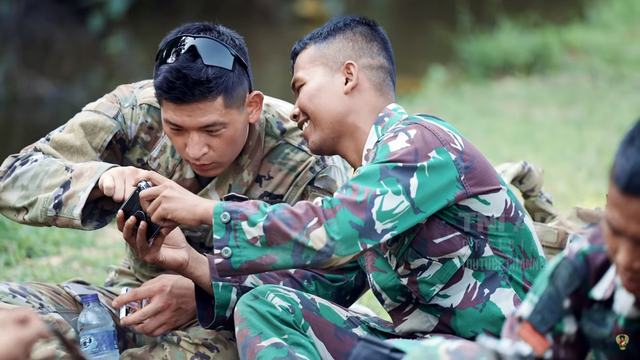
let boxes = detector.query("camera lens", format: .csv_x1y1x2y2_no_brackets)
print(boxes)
134,210,146,223
137,181,151,190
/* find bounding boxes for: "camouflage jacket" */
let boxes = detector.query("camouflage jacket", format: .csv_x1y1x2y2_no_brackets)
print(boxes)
201,103,548,338
506,225,640,359
0,79,352,285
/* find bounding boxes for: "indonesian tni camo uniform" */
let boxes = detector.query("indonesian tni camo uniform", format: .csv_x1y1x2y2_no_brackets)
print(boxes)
400,225,640,360
194,103,549,359
507,224,640,359
0,79,353,359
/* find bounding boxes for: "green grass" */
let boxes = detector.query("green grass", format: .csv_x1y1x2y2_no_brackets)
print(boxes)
0,216,124,284
2,0,639,321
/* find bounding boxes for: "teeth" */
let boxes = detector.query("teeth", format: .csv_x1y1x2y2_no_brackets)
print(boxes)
302,121,309,131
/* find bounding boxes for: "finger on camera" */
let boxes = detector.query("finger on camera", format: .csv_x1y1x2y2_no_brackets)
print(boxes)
138,187,163,208
116,210,127,232
100,174,115,197
136,221,150,247
135,171,169,187
122,216,138,242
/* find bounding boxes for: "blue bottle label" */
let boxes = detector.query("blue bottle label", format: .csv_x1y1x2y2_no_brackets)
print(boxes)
79,329,119,355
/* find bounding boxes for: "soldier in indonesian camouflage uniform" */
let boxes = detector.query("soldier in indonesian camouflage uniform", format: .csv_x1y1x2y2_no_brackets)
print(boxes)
0,22,354,359
398,120,640,360
124,16,549,359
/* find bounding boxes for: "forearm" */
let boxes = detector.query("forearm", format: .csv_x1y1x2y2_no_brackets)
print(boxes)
209,143,464,276
0,99,129,229
0,152,117,229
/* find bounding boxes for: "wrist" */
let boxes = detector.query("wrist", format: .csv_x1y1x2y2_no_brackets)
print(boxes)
87,186,104,202
197,199,215,226
181,248,208,281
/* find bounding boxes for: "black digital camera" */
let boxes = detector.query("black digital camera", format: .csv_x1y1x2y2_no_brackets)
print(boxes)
119,180,162,243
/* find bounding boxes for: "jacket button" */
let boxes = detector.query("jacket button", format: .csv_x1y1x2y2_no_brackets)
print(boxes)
221,247,233,259
220,212,231,224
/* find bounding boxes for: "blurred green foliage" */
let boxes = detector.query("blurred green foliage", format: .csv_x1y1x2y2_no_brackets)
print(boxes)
455,0,640,79
82,0,138,34
457,21,563,78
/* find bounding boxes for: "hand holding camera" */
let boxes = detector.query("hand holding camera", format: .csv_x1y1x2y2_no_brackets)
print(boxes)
132,170,216,229
115,172,209,274
118,180,162,243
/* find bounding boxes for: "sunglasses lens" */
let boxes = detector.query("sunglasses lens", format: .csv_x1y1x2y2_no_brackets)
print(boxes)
193,39,235,70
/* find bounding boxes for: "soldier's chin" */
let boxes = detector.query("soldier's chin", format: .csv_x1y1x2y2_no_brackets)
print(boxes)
307,140,330,156
620,276,640,297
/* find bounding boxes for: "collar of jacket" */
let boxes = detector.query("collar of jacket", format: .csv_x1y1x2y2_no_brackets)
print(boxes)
361,103,408,167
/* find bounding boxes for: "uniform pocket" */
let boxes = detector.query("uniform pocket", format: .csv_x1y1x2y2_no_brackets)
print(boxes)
398,216,472,304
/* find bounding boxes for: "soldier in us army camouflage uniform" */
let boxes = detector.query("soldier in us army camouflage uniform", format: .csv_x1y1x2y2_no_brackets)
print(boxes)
0,22,355,359
125,16,548,360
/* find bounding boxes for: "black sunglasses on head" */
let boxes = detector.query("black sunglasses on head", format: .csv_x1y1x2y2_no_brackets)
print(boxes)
155,35,254,92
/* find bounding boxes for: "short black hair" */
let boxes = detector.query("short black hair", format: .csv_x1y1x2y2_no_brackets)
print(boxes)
612,119,640,195
153,22,251,109
290,16,396,96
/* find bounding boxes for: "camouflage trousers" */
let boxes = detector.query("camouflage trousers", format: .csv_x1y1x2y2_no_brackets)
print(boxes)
234,284,480,360
0,280,238,360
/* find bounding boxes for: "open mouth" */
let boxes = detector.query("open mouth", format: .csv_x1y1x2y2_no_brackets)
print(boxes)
298,119,309,131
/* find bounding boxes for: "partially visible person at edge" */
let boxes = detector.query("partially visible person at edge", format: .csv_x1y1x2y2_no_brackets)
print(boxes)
399,119,640,360
0,21,354,359
123,15,548,360
0,307,51,360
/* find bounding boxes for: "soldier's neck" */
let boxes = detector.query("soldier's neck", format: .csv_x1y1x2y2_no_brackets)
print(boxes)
195,173,215,188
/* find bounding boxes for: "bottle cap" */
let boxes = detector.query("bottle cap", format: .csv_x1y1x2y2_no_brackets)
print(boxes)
80,293,100,304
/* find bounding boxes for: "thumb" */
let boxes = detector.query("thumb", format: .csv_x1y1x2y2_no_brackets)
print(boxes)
135,170,169,187
99,173,115,197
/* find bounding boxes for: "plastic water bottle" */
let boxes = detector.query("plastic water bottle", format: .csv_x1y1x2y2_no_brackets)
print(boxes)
77,294,120,359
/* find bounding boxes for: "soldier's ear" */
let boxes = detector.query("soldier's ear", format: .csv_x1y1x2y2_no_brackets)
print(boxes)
342,61,358,95
246,91,264,125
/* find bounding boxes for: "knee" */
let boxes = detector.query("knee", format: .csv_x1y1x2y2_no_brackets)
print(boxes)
234,285,291,322
235,284,282,311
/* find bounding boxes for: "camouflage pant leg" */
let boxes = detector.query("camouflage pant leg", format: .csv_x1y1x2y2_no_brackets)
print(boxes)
395,335,498,360
0,281,239,360
120,324,238,360
234,284,397,360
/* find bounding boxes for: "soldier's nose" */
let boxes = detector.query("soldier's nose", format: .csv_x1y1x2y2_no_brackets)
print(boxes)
290,107,300,123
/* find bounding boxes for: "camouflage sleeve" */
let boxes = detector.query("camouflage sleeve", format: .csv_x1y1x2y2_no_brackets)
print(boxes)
501,228,606,359
210,121,467,275
195,255,368,329
0,87,138,230
194,153,363,329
